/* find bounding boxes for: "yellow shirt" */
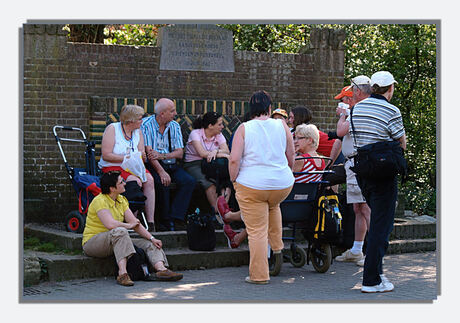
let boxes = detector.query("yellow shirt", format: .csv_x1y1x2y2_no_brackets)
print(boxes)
82,193,129,246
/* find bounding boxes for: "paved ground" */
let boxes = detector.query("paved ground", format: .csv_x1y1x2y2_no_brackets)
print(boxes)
21,251,437,302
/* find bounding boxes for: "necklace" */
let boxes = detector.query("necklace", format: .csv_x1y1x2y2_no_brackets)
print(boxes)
121,123,134,152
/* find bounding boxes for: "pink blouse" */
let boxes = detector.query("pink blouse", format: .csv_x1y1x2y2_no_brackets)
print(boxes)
184,128,226,162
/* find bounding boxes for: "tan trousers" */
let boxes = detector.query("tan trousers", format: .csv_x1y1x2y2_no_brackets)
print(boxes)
234,182,293,281
83,227,168,268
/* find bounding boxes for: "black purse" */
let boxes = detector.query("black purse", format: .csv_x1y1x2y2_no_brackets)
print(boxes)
186,210,216,251
349,108,407,181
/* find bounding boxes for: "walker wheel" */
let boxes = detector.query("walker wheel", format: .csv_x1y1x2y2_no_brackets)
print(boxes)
290,245,307,268
268,250,283,276
309,242,332,273
65,211,86,233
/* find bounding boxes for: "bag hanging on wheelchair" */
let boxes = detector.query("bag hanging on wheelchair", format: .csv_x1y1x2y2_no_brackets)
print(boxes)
313,194,343,242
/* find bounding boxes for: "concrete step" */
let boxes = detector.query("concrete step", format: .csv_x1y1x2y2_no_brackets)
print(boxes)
24,215,436,251
25,237,436,284
23,215,437,285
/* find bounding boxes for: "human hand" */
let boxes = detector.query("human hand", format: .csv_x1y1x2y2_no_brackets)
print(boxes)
159,169,171,186
147,149,161,161
207,150,217,163
336,102,350,116
127,219,140,229
151,238,163,249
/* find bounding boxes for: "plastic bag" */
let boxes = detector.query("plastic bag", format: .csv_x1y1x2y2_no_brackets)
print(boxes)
121,151,147,182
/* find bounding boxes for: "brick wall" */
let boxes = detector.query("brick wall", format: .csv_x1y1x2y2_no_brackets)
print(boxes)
23,24,345,223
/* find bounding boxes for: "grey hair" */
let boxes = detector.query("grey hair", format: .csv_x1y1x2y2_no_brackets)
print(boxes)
154,98,174,114
354,84,372,95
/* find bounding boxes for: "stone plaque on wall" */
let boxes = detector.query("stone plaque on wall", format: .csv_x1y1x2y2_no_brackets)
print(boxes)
158,24,235,72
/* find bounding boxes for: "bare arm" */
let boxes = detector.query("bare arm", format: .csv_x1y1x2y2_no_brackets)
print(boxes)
293,159,304,172
398,134,407,150
336,115,350,138
96,209,139,231
329,140,342,165
229,124,245,182
124,208,163,249
283,121,295,169
191,140,215,159
101,124,124,163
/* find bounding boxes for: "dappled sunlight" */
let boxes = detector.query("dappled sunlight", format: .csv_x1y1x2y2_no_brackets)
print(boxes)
126,292,159,299
163,282,218,294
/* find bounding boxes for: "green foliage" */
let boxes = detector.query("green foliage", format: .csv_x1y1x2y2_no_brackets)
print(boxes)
218,24,310,53
62,23,437,215
221,23,437,216
104,24,166,46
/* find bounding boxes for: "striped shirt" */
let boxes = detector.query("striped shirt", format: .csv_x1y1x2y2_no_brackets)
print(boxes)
350,94,405,149
294,153,325,183
141,115,184,154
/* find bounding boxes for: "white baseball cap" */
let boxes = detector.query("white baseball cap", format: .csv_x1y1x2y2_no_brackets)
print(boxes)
371,71,398,87
351,75,371,86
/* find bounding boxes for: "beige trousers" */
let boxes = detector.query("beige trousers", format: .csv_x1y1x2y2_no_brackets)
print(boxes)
83,227,168,267
234,182,293,281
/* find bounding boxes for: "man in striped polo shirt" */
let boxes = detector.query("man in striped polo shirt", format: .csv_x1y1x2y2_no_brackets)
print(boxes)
141,98,196,231
350,71,406,293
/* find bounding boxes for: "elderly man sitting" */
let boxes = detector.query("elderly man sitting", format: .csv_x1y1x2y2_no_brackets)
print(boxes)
82,171,183,286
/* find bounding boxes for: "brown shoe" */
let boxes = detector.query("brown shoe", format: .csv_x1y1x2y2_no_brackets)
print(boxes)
155,269,183,281
116,273,134,286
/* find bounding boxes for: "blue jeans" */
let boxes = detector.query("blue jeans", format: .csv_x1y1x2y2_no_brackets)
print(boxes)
357,175,398,286
151,166,196,223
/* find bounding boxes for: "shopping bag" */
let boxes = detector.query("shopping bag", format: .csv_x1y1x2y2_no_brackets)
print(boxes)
121,151,147,182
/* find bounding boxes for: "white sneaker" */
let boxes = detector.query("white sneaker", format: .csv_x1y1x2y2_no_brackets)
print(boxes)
361,279,394,293
356,256,385,267
335,249,364,262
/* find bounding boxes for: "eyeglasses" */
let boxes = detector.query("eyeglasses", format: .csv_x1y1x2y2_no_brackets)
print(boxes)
294,136,307,140
117,178,126,186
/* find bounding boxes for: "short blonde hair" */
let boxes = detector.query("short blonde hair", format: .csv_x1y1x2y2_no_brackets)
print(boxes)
120,104,144,123
295,123,319,149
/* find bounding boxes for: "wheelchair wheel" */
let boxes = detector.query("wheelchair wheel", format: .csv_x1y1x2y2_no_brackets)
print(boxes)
290,245,307,268
309,242,332,273
269,250,282,276
65,210,85,233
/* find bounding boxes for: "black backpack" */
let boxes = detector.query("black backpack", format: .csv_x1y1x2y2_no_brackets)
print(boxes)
115,245,149,281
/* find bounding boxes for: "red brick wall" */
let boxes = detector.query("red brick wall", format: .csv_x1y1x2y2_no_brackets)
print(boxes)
23,24,345,223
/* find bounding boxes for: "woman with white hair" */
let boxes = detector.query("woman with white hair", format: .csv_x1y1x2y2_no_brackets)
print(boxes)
98,104,156,231
293,123,326,183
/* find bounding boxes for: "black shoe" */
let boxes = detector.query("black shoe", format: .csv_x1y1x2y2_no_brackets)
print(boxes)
173,219,187,231
156,221,175,232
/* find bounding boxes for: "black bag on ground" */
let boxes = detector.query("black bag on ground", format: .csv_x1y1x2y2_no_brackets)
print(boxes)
114,245,149,281
186,211,216,251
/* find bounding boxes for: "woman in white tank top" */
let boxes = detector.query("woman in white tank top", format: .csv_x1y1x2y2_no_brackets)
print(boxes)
99,105,156,231
229,90,295,284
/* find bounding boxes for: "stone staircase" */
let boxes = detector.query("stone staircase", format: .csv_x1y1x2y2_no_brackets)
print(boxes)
23,214,436,286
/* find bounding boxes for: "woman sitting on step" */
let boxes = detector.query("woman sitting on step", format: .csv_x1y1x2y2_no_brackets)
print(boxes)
82,171,183,286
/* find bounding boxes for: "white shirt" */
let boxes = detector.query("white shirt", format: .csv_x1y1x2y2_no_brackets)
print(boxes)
98,122,141,168
236,118,294,190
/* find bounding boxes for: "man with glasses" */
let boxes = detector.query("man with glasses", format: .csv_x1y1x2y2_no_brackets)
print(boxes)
141,98,196,231
334,75,372,266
